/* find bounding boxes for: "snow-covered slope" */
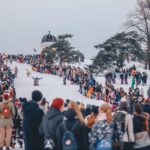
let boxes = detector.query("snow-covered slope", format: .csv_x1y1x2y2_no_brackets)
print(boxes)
9,60,150,107
9,62,104,106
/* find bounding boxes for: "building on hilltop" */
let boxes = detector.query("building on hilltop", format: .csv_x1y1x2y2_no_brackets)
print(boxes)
41,31,57,51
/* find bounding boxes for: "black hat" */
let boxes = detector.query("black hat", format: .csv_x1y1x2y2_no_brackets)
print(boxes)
64,109,76,120
32,90,43,102
119,102,128,111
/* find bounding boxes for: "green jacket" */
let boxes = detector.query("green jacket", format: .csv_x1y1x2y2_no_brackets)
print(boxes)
0,100,16,127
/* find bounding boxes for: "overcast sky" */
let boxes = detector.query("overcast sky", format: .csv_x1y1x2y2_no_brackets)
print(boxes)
0,0,136,58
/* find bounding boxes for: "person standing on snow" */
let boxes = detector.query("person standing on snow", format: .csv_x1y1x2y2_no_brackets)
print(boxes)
26,69,31,78
147,86,150,98
63,75,67,85
40,98,64,150
14,66,18,78
22,90,44,150
131,77,135,90
0,91,15,150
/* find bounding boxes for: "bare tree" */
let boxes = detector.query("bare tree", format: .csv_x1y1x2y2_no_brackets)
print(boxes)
124,0,150,69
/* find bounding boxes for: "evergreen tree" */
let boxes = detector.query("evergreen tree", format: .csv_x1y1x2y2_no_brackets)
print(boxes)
92,31,144,73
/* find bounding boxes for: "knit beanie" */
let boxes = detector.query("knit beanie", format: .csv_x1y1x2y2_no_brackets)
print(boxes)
3,90,10,101
51,98,64,110
3,93,10,100
32,90,43,102
119,102,128,111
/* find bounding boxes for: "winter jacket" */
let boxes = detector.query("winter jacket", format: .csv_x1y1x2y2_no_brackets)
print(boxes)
133,113,150,149
0,100,15,127
89,119,114,150
122,112,135,142
23,100,44,150
133,113,147,133
39,107,64,149
143,104,150,115
56,109,88,150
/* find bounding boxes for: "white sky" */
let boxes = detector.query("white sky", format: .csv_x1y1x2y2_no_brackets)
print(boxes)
0,0,136,58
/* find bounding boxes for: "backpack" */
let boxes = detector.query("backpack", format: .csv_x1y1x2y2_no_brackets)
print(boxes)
2,103,11,118
62,121,78,150
114,111,126,132
95,138,112,150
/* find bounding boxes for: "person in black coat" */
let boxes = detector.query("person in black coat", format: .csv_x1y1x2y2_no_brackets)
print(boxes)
133,104,150,150
143,100,150,115
39,98,64,150
22,90,44,150
56,101,88,150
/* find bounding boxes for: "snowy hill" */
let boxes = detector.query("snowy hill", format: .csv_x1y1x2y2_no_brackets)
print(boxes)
9,60,150,107
9,62,104,106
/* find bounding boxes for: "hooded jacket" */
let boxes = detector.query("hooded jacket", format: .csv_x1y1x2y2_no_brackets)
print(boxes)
22,101,44,150
56,109,88,150
39,107,64,149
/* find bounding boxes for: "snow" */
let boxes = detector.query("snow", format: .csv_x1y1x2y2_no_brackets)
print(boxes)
9,60,150,107
9,62,104,107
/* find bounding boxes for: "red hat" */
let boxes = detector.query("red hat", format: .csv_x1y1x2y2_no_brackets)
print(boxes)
51,98,64,110
3,93,10,100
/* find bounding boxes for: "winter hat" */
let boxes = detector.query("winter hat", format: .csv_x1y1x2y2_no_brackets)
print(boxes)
119,102,128,111
3,90,10,100
3,93,10,100
32,90,43,102
51,98,64,110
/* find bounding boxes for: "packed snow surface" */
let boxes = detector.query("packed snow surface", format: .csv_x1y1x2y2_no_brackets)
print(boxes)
9,62,104,106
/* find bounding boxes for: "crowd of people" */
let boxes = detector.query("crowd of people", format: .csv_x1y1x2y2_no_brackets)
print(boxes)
0,53,149,150
16,91,150,150
105,67,148,87
8,54,148,100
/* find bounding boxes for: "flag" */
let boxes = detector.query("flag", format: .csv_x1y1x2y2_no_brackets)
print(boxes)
33,49,37,52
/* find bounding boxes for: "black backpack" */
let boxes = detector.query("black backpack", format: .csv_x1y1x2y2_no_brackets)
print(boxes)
62,121,78,150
